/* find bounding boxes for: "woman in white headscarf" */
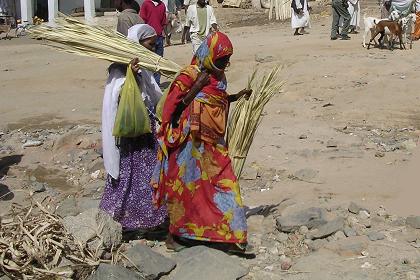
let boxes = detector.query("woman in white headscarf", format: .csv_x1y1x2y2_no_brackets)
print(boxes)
100,24,167,237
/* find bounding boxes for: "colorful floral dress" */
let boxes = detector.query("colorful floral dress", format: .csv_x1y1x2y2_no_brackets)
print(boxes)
151,32,247,244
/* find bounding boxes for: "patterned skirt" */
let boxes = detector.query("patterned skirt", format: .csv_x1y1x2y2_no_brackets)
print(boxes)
100,129,167,230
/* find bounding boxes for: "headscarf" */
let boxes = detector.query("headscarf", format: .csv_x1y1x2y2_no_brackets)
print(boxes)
192,32,234,72
127,24,157,42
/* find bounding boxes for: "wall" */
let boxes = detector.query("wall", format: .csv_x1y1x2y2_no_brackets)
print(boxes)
58,0,102,14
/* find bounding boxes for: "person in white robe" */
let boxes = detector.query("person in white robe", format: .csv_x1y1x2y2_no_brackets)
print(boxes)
100,24,167,231
339,0,360,34
291,0,311,35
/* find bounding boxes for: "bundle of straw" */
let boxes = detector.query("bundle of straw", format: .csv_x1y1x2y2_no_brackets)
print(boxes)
29,15,181,78
228,67,284,178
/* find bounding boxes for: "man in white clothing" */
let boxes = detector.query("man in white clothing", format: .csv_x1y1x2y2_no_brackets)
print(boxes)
291,0,311,35
181,0,218,53
339,0,360,34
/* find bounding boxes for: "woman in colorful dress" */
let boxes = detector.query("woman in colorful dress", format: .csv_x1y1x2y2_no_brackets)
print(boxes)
100,24,167,235
151,31,252,254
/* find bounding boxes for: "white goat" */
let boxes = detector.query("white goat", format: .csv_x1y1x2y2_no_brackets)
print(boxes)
363,14,386,48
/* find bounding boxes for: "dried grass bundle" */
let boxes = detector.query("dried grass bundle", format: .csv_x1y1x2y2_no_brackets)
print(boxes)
228,67,284,177
29,15,181,78
0,196,100,279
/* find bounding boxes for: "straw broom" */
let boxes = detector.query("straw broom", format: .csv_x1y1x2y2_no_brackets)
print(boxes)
29,15,181,78
228,67,284,178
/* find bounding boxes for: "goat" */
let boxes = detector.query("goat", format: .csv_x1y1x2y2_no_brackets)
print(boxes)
368,19,406,50
363,14,385,48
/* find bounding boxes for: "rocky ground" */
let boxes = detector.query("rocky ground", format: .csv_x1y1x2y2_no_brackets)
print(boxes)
1,1,420,279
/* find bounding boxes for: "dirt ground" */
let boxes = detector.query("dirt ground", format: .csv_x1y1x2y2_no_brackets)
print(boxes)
1,4,420,279
1,5,419,215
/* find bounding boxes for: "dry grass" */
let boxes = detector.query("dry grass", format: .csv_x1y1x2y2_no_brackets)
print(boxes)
228,67,285,177
28,15,181,78
0,195,125,279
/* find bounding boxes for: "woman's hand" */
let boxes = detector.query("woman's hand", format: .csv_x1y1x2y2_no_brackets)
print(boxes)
238,88,253,100
194,71,210,89
130,58,141,73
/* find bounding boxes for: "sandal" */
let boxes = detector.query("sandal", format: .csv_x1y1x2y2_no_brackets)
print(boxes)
227,243,255,256
165,235,187,252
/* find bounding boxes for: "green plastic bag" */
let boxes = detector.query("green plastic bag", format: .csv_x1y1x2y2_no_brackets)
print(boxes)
113,67,151,137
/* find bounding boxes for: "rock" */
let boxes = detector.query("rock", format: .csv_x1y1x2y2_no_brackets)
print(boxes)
88,264,142,280
358,210,370,220
299,226,309,235
241,167,259,180
255,54,274,63
88,158,104,173
247,215,265,233
63,209,122,249
399,139,417,150
291,168,319,182
56,197,80,217
406,216,420,229
280,256,292,270
376,206,387,217
251,0,262,9
277,232,289,242
308,239,328,251
299,134,308,139
78,198,101,212
367,231,385,241
31,182,46,193
172,246,248,280
53,126,89,151
276,207,328,233
308,217,345,240
96,210,122,249
361,219,371,228
91,170,101,180
125,244,175,279
22,140,43,148
260,0,270,9
326,140,338,148
334,231,346,240
325,236,369,257
292,250,339,272
343,226,357,237
406,271,417,280
63,208,98,246
348,202,368,214
375,151,385,158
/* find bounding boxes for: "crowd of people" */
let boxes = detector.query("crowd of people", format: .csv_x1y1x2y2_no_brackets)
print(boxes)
291,0,420,42
99,0,420,256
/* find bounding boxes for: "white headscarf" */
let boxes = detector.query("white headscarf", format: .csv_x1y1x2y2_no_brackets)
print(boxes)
127,24,157,43
102,23,162,180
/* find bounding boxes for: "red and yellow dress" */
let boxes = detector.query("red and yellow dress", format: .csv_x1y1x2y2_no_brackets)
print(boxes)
151,32,247,244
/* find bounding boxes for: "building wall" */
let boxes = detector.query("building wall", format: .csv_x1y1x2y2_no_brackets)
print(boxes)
58,0,102,14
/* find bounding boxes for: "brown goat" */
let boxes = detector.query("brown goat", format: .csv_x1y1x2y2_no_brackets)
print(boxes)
368,19,406,50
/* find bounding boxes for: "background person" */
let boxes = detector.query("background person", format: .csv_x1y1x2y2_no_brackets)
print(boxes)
182,0,218,53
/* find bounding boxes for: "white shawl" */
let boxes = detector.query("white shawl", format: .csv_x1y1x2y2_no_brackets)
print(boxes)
102,24,162,179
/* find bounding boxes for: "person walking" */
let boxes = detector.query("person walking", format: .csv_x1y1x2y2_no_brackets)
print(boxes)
115,0,143,36
100,24,167,237
181,0,218,54
339,0,360,34
140,0,167,85
331,0,351,40
152,32,253,254
291,0,311,35
413,0,420,40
